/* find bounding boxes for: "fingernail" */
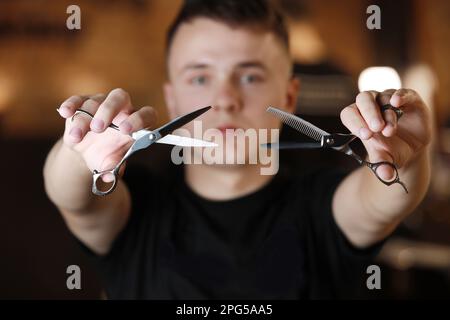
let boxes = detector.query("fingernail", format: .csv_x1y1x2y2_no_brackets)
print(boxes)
101,173,115,183
383,122,395,136
370,119,382,130
120,121,132,133
91,118,104,131
69,127,82,140
391,93,404,106
359,127,371,140
58,105,71,117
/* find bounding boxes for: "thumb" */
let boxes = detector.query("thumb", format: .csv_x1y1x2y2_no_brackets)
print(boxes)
99,156,124,183
365,147,396,182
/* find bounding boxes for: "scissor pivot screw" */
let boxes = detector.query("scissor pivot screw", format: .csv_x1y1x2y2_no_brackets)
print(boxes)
149,133,156,141
326,138,334,145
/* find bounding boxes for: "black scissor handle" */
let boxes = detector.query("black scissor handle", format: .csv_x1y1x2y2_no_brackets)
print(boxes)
363,160,408,193
381,104,403,120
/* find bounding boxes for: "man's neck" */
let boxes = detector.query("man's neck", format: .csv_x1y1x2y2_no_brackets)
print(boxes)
185,164,274,201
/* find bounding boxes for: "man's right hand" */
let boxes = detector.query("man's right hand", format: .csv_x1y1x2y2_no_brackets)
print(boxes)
44,88,158,255
58,88,157,179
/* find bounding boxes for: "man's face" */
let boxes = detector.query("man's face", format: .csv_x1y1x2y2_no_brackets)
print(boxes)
164,17,298,164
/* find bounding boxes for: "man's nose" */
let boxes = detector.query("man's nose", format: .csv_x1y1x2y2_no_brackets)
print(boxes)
212,80,242,112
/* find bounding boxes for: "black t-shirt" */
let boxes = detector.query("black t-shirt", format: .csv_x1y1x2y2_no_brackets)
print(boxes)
76,164,382,299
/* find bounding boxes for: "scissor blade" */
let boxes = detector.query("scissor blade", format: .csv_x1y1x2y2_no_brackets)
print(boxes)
157,134,217,147
156,106,211,137
261,142,322,149
267,106,330,142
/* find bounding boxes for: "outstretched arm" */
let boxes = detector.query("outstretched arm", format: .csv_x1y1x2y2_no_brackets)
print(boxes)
332,89,432,248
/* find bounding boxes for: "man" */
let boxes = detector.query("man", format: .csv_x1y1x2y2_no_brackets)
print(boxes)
43,0,431,299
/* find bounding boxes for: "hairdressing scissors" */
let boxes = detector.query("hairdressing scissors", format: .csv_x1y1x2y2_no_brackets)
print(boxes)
262,106,408,193
70,106,216,196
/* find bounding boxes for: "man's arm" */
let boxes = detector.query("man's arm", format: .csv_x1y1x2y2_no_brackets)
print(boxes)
333,149,430,248
43,138,131,255
43,89,157,255
332,89,432,248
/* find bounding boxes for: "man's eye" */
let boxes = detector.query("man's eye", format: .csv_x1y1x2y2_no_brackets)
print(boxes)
191,76,208,85
240,74,262,84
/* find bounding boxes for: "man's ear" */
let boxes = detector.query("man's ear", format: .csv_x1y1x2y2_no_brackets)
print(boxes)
285,76,300,114
163,82,177,119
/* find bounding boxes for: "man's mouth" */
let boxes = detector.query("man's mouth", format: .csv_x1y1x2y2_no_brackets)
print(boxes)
216,125,239,134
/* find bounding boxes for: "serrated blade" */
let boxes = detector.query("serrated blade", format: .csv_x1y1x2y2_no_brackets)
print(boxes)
267,106,330,142
261,142,322,149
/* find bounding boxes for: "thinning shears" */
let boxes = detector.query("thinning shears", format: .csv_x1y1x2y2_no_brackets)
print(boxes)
71,106,216,196
263,106,408,193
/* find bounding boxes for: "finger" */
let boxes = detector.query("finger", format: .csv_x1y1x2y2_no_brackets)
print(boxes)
366,147,396,181
390,88,421,108
378,89,405,134
376,89,396,106
356,91,385,133
340,104,372,140
63,98,101,145
381,109,397,137
99,162,127,183
91,88,133,133
57,95,85,118
99,146,132,183
118,106,158,134
64,115,91,146
375,163,395,182
89,93,107,104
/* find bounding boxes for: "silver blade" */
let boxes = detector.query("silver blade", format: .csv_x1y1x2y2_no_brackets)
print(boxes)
156,106,211,137
156,134,217,147
267,106,330,142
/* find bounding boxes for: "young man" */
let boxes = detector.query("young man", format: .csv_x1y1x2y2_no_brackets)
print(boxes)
43,0,431,299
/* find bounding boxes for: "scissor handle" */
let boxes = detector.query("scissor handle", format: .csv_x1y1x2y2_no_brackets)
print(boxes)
381,104,403,120
365,160,408,193
92,168,120,196
71,109,120,131
349,150,408,193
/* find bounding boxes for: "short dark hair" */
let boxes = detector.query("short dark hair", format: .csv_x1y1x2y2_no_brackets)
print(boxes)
166,0,289,56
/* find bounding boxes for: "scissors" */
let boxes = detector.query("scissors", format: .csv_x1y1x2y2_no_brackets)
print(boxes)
70,106,216,196
262,106,408,193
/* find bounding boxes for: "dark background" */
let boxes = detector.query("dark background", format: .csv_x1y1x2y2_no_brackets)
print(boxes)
1,0,450,299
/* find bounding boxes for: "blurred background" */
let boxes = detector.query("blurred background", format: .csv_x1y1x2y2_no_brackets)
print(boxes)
0,0,449,299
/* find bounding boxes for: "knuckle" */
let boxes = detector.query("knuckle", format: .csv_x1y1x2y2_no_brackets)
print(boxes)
70,113,87,127
395,88,409,97
340,107,348,120
78,103,97,116
356,91,372,104
144,106,157,117
63,95,81,106
69,95,82,101
82,98,99,108
131,114,145,128
110,88,129,101
340,112,353,126
340,105,354,119
382,88,396,95
89,93,106,103
340,106,352,120
407,88,417,96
